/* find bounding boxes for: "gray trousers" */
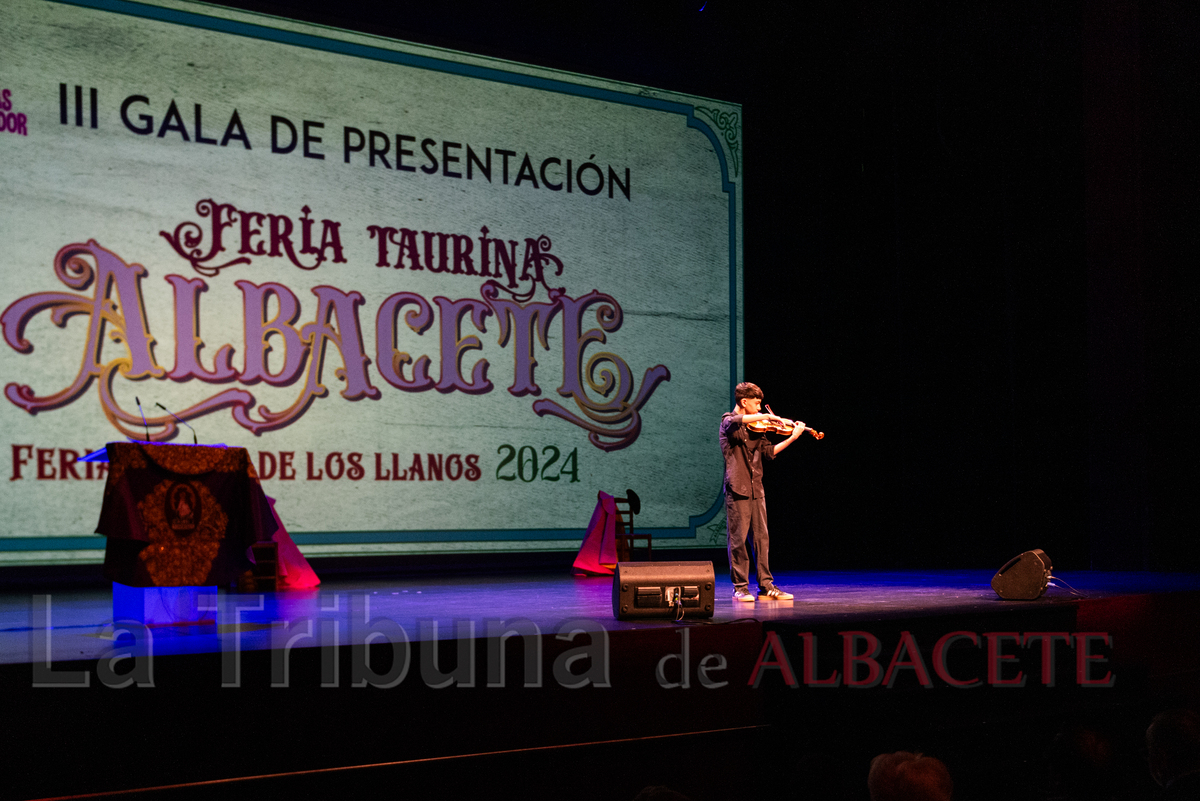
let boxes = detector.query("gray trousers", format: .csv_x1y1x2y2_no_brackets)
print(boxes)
725,494,773,591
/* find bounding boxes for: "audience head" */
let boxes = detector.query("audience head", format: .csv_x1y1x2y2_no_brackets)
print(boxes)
868,751,953,801
1147,709,1200,788
1046,724,1115,794
631,786,692,801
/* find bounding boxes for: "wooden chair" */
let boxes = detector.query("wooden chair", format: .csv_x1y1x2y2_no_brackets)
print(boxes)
613,489,649,562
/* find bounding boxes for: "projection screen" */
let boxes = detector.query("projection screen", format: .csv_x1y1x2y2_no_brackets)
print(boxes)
0,0,744,564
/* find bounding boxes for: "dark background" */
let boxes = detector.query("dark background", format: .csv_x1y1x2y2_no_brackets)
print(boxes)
213,0,1199,573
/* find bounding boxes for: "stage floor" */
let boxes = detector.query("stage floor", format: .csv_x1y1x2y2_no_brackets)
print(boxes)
4,568,1200,665
4,568,1200,800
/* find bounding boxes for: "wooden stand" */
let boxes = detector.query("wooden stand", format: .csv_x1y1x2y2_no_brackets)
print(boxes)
613,489,650,562
238,541,279,592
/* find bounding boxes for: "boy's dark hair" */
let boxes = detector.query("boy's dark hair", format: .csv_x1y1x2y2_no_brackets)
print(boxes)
734,382,763,403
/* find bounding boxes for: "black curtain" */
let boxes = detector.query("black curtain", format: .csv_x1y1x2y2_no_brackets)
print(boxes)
216,0,1200,571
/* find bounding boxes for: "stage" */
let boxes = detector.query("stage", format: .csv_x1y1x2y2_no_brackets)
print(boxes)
5,568,1200,664
3,567,1199,799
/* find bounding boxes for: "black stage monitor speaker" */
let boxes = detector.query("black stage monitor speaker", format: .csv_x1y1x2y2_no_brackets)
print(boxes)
991,549,1052,600
612,561,715,620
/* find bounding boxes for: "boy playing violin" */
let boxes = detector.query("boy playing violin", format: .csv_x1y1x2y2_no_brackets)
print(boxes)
719,381,804,602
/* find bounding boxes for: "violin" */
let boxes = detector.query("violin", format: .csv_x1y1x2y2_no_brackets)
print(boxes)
745,405,825,440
